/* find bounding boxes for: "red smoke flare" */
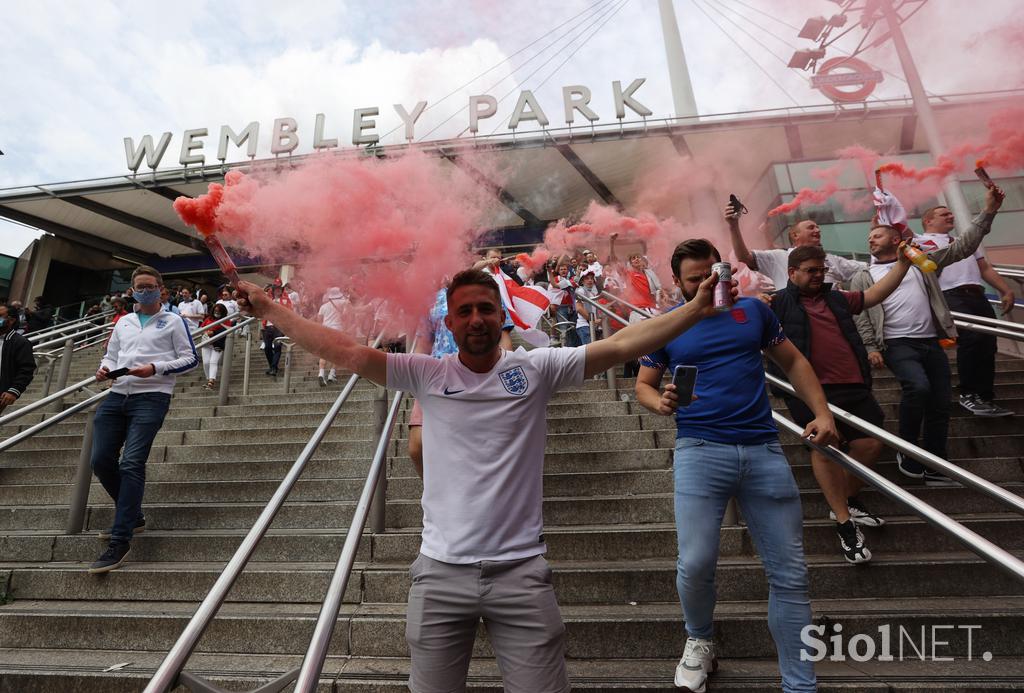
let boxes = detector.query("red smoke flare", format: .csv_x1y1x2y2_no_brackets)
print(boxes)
767,181,840,217
515,248,551,273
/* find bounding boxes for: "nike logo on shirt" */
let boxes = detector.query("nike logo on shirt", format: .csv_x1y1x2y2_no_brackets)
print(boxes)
443,387,464,395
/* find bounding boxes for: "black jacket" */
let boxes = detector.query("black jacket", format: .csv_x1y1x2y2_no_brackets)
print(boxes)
0,330,37,399
769,281,872,389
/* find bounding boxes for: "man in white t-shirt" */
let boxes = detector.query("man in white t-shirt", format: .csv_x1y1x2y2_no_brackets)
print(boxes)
315,286,347,386
728,208,864,289
237,268,734,693
851,184,1004,484
574,271,600,345
177,288,205,331
214,287,238,316
917,205,1015,417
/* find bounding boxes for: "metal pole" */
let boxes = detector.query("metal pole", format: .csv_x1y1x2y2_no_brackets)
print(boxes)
66,408,97,534
281,343,294,393
601,317,617,390
217,331,234,407
41,356,58,398
881,0,972,232
242,326,252,396
53,337,75,411
369,386,388,534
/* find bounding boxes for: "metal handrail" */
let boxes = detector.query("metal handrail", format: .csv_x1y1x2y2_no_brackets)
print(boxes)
576,294,631,328
27,309,114,342
953,320,1024,341
994,266,1024,280
951,311,1024,333
32,321,114,352
144,334,385,693
1,312,243,428
765,373,1024,516
773,413,1024,583
0,318,256,453
293,388,406,692
599,291,656,318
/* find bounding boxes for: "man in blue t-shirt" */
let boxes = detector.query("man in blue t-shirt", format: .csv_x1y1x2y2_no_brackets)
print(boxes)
635,239,837,693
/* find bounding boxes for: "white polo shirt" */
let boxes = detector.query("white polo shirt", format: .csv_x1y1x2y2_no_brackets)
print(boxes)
387,346,586,564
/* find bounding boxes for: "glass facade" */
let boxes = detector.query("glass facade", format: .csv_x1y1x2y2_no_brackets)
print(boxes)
758,155,1024,264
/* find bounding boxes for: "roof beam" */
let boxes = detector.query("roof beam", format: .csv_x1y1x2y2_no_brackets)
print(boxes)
784,124,804,160
0,205,150,262
439,152,543,226
148,186,192,203
555,144,621,209
899,115,917,152
61,196,204,251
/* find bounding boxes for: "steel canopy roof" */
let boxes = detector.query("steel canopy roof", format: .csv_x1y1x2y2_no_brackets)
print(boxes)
1,91,1015,263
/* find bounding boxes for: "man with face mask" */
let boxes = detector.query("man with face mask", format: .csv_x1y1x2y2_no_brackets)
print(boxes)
0,304,37,413
88,266,198,574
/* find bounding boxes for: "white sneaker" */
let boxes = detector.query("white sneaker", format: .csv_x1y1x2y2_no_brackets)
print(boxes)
674,636,716,691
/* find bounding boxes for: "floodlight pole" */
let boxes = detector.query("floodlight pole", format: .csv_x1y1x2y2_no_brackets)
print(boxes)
880,0,972,233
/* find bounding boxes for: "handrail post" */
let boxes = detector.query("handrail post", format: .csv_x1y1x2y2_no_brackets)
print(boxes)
52,337,75,411
66,408,97,534
217,331,235,407
242,325,252,396
281,342,295,393
40,356,58,398
602,317,617,390
369,386,388,534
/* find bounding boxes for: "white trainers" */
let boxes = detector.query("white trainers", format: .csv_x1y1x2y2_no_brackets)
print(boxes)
674,636,716,691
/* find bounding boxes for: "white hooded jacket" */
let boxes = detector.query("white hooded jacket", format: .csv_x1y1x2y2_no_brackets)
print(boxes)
100,311,199,395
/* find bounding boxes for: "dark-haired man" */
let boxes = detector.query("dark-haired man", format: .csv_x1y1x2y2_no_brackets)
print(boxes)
772,244,911,564
728,210,864,290
89,265,198,574
918,204,1014,417
635,238,838,693
236,267,736,693
851,184,1004,483
0,304,37,413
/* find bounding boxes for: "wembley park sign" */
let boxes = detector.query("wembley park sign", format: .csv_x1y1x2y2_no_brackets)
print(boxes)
123,78,653,172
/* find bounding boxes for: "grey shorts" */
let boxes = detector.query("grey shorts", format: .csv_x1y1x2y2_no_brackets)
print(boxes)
405,553,570,693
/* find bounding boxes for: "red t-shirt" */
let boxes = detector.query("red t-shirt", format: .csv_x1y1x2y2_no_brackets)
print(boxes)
800,290,866,385
626,271,657,309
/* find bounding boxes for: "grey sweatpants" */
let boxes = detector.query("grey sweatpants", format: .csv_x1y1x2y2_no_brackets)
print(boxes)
405,553,570,693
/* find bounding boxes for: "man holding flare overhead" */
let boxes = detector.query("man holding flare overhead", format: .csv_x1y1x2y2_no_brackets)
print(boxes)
236,267,743,693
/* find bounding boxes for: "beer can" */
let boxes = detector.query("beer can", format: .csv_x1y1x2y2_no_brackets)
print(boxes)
712,262,732,312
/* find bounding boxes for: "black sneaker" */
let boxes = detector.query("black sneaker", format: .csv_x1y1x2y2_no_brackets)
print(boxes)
973,398,1014,418
836,520,871,564
98,516,145,540
924,471,958,487
832,497,885,528
89,542,131,574
318,375,327,387
896,452,925,479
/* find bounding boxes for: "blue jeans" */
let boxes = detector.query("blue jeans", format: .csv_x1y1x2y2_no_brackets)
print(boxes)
90,392,171,543
882,337,951,463
674,437,815,693
576,325,592,345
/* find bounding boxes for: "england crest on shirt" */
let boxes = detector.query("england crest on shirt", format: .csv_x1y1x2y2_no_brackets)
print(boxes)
498,366,529,396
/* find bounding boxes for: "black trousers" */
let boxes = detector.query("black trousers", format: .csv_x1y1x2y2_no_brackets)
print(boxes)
943,288,998,401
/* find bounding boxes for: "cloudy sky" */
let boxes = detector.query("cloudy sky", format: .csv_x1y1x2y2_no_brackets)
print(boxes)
1,0,1019,256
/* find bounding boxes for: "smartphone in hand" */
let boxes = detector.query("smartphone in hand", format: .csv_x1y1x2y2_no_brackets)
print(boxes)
672,365,698,408
105,367,130,379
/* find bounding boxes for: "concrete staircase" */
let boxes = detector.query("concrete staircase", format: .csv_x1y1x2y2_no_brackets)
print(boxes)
0,338,1022,691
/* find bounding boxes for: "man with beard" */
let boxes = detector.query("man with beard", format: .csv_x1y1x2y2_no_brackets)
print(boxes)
634,239,838,693
236,267,737,693
772,244,911,564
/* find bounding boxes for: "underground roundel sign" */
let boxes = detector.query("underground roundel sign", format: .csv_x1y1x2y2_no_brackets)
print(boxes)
811,57,884,103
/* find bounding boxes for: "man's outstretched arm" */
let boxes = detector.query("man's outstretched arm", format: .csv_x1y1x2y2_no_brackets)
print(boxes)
583,274,735,378
726,205,758,271
237,280,387,385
